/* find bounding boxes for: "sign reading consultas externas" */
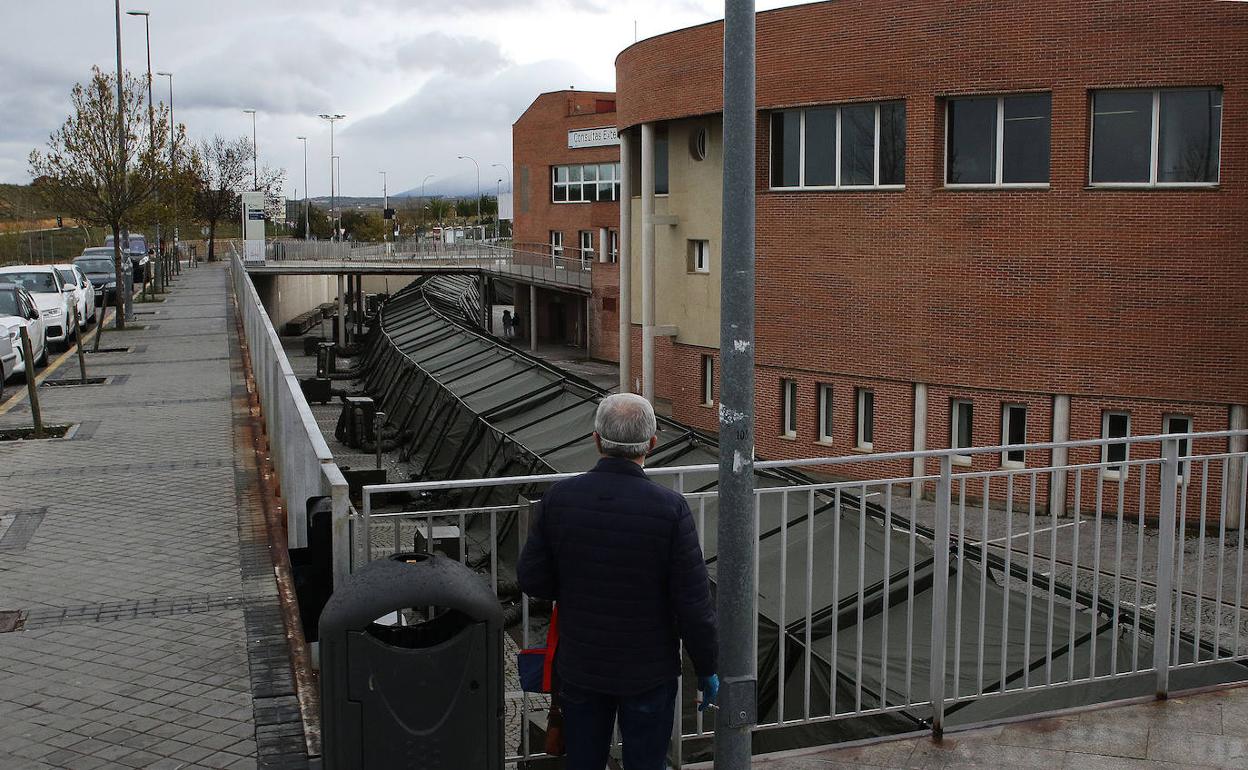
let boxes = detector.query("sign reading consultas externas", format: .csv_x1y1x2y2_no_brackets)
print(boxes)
568,126,620,149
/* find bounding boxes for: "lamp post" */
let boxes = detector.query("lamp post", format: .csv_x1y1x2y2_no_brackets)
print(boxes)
457,154,480,241
126,10,158,287
495,178,502,240
492,163,510,242
242,109,258,190
319,114,345,241
297,136,309,239
379,170,388,243
332,155,341,239
113,0,132,324
156,71,176,269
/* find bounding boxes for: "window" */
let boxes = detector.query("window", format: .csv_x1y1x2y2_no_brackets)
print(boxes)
552,163,621,203
781,379,798,438
946,94,1051,186
1102,411,1131,478
655,128,669,195
951,400,974,465
1164,415,1192,480
856,388,874,449
700,355,714,406
690,126,708,161
549,231,563,258
579,230,594,264
687,239,710,273
817,384,834,444
608,230,619,263
1001,404,1027,467
770,101,906,189
1091,88,1221,185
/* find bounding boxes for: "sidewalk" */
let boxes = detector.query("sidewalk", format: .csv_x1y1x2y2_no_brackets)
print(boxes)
0,263,307,770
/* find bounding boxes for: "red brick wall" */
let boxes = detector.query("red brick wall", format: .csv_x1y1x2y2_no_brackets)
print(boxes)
591,262,620,362
512,91,621,256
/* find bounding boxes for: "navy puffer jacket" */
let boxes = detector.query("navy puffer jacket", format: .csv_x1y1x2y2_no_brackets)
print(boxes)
517,457,718,695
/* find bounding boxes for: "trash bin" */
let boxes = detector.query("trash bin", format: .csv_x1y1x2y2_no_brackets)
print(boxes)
320,552,504,769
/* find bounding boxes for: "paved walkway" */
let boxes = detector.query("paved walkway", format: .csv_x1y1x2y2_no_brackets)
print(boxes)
0,263,307,770
758,685,1248,769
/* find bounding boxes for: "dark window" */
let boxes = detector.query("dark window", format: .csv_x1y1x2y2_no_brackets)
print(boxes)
771,111,801,187
655,129,670,195
946,97,998,184
952,400,973,451
1002,94,1051,183
701,356,714,405
1103,412,1130,473
804,108,837,186
782,379,798,436
1091,91,1153,183
1003,405,1027,464
1159,89,1221,183
857,389,874,447
818,384,834,442
840,104,875,186
879,101,906,185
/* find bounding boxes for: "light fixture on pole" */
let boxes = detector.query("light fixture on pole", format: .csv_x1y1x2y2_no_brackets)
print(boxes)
242,109,258,190
491,162,511,193
126,10,159,279
457,154,480,240
495,178,503,240
318,114,345,241
296,136,309,239
157,71,176,261
379,171,388,243
332,155,341,239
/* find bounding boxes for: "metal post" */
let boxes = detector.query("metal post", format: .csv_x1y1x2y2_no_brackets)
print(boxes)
929,455,953,739
529,284,537,353
75,311,88,384
640,122,656,403
374,411,386,470
336,273,346,349
715,1,758,764
619,131,633,392
1154,437,1180,698
20,327,43,438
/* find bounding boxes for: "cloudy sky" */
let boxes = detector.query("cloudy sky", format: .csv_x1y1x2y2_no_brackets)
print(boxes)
3,0,803,198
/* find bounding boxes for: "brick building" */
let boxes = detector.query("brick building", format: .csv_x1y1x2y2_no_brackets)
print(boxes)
511,91,622,359
611,0,1247,516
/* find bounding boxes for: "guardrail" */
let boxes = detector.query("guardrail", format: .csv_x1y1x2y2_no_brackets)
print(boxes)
353,430,1248,765
262,239,593,292
230,252,352,585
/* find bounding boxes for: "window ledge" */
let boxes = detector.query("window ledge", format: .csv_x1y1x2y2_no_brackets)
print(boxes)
1101,469,1126,481
952,455,973,467
779,434,797,442
698,402,714,409
1000,460,1026,470
768,186,906,193
943,184,1049,191
816,438,835,447
852,445,875,454
1084,184,1219,191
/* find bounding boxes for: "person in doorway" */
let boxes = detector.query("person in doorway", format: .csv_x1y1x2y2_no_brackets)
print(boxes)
512,311,523,340
518,393,719,770
502,309,513,339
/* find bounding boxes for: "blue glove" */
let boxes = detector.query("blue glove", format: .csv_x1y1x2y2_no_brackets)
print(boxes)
697,674,719,712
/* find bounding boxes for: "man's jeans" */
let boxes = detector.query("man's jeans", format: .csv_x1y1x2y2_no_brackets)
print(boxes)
559,679,677,770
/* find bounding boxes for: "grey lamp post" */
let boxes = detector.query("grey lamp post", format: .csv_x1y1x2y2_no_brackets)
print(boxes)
113,0,132,323
457,154,480,241
319,114,345,241
127,10,158,287
297,136,309,239
379,171,388,243
491,163,510,241
156,71,176,268
242,109,258,190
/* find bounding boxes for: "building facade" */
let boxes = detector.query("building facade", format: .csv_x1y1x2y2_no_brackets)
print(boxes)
612,0,1247,517
512,90,622,359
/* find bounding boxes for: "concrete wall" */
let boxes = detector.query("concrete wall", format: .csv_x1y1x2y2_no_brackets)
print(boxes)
253,273,418,331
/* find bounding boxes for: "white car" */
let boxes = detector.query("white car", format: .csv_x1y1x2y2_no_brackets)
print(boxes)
0,282,48,381
0,265,76,350
53,263,96,328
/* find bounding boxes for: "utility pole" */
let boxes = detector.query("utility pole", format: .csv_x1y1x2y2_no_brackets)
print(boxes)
458,154,480,240
156,71,176,273
319,114,345,240
126,10,157,289
114,0,132,324
298,136,309,239
243,109,258,190
379,170,388,244
716,0,758,767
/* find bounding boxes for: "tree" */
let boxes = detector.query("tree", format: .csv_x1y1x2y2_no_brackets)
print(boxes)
295,202,333,240
426,197,453,224
29,67,169,329
340,210,385,242
192,135,284,261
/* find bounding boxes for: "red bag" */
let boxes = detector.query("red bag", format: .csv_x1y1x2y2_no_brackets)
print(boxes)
517,604,559,693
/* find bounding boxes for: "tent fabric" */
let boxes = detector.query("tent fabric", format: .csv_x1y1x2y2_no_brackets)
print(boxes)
357,277,1244,762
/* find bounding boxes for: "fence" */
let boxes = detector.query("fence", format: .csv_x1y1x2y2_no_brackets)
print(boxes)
230,252,352,583
353,430,1248,765
261,239,593,292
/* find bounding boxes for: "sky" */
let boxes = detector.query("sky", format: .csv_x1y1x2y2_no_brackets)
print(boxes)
2,0,806,199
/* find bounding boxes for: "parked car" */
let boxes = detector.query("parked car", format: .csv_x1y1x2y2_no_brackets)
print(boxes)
104,233,149,284
53,263,96,327
75,247,131,305
0,282,48,381
0,265,76,350
0,329,12,386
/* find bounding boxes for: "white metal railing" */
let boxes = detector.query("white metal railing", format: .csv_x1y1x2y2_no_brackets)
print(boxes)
230,254,351,582
261,239,593,292
352,430,1247,764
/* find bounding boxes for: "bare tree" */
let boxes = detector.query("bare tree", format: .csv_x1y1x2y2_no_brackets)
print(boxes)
29,67,169,329
193,136,284,261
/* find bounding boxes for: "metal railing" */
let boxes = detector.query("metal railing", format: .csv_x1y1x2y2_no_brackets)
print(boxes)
260,239,593,292
231,253,352,583
352,430,1248,764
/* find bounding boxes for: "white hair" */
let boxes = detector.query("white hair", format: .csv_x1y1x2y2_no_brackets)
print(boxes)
594,393,657,459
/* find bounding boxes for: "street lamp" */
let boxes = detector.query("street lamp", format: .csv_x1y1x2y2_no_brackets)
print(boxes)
491,162,511,192
112,0,132,323
242,109,258,190
318,113,345,241
332,155,341,239
296,136,309,239
157,71,176,255
421,174,434,199
495,178,502,240
492,163,511,242
126,10,159,279
457,154,480,240
379,171,388,243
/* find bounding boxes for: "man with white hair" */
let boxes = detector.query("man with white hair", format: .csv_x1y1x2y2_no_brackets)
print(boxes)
518,393,719,770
